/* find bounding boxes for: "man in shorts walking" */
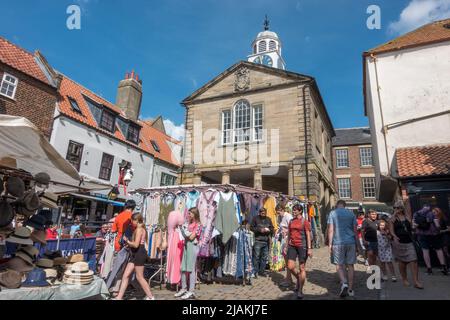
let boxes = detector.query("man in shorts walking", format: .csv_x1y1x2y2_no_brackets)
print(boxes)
327,200,358,298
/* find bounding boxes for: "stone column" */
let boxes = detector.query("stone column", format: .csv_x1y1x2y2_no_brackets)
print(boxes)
253,167,262,190
221,170,230,184
288,165,294,196
193,171,202,184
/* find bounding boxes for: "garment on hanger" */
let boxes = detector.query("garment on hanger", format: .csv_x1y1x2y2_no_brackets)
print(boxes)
249,195,262,220
238,194,247,218
235,229,253,279
174,192,187,213
145,194,161,226
214,191,240,245
159,193,175,227
185,190,200,210
269,237,284,272
222,232,239,276
197,189,218,257
263,195,278,231
166,210,184,285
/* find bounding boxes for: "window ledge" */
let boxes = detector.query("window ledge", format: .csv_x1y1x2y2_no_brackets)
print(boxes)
220,140,265,148
0,92,16,101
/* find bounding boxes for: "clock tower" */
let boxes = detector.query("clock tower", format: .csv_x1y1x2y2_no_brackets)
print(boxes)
247,15,286,70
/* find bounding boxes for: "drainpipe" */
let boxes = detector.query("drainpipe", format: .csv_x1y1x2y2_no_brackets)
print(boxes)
179,102,189,184
371,54,391,174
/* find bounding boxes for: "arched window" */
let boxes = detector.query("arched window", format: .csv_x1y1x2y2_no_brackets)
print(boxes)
258,41,267,53
269,40,276,51
233,100,251,143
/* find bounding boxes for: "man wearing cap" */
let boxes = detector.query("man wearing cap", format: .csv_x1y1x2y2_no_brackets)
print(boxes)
111,200,136,253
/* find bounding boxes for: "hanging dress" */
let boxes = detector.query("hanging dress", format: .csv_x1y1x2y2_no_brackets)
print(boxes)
159,193,175,228
263,196,278,231
145,193,161,226
197,189,218,257
166,210,184,284
215,191,240,245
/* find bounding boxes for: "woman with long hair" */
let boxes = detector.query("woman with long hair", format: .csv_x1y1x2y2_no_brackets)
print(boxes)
175,207,202,300
388,201,423,289
115,212,155,300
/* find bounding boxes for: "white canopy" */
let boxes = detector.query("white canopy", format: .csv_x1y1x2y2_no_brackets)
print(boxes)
0,115,111,193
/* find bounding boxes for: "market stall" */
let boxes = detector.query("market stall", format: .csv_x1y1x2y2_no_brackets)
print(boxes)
0,115,111,299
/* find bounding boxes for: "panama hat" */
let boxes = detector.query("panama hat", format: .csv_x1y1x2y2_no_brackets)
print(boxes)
15,245,39,265
43,268,57,280
6,226,33,245
0,198,14,228
34,172,51,187
5,257,34,273
36,258,54,269
24,214,47,231
39,192,58,209
22,268,50,287
67,254,84,264
30,229,47,245
0,269,22,289
52,257,67,266
5,177,25,198
64,262,94,285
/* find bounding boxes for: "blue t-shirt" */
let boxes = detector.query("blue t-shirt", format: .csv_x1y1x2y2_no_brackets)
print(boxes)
70,225,80,237
327,208,357,245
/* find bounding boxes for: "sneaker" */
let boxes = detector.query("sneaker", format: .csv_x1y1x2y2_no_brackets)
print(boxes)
180,291,195,300
339,284,349,298
441,266,448,276
144,296,155,300
426,268,433,275
382,275,388,281
391,276,397,282
348,290,355,297
174,289,187,298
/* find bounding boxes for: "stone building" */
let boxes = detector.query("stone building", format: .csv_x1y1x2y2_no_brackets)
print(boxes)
179,21,336,221
332,127,390,213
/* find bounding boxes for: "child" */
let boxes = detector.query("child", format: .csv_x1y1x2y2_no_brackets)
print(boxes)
377,220,397,282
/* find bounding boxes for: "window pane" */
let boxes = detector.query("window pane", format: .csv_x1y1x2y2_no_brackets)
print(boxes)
68,97,82,114
127,124,140,144
222,110,231,144
337,178,351,199
234,100,251,143
253,105,263,141
84,97,102,124
360,147,373,166
362,177,376,198
101,111,115,132
66,141,83,171
269,40,276,51
0,74,17,98
258,41,267,53
336,149,349,168
99,153,114,180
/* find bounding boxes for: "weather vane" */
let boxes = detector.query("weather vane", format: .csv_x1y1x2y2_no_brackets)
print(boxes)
263,14,269,31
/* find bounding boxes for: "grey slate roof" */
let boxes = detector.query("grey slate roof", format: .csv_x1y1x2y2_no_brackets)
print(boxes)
332,127,372,147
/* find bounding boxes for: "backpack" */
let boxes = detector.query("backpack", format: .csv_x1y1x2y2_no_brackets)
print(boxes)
415,211,431,231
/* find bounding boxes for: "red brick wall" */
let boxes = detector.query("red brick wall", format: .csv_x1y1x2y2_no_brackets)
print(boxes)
0,64,57,138
332,144,375,202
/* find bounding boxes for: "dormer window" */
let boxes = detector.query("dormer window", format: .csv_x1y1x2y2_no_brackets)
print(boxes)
258,41,267,53
100,109,115,132
68,97,82,114
269,40,276,51
150,140,161,153
127,124,140,144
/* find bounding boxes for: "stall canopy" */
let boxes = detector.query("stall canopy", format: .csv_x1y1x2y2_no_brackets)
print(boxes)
69,193,125,207
0,115,111,193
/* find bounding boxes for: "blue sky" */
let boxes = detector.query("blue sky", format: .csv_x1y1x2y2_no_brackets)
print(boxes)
2,0,449,139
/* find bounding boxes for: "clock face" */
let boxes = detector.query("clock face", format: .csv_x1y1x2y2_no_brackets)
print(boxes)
261,55,273,67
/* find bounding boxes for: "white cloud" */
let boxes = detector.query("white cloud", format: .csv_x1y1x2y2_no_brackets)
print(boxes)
388,0,450,35
163,119,185,141
190,77,198,88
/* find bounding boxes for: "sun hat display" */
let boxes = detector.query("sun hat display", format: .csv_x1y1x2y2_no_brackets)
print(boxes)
6,226,33,245
24,214,47,231
67,253,84,264
0,198,14,228
30,229,47,245
5,177,25,198
0,269,22,289
52,257,67,266
44,268,57,280
44,249,62,260
22,190,40,211
63,262,94,285
15,245,39,265
22,268,50,287
36,258,54,268
5,257,34,273
39,192,58,209
34,172,51,187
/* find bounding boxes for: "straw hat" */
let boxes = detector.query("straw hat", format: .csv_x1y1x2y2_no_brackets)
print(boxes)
40,192,58,209
15,245,39,265
43,268,57,280
22,268,50,287
30,229,47,245
6,226,33,245
5,177,25,198
5,257,34,273
52,257,68,266
0,269,22,289
0,198,14,228
67,254,84,264
36,258,54,268
24,214,47,231
63,262,94,285
34,172,51,187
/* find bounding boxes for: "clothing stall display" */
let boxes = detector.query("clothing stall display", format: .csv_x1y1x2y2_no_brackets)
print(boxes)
165,210,184,285
215,191,240,245
159,193,176,227
263,196,278,231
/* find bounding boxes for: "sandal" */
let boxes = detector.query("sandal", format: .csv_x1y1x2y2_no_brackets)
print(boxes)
414,283,424,290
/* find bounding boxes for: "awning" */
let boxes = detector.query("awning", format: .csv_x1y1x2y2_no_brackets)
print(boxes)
0,115,111,193
68,193,125,207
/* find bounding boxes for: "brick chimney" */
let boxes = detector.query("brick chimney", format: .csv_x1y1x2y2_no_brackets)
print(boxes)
116,70,142,121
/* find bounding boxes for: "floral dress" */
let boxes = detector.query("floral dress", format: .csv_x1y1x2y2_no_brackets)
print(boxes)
377,230,393,263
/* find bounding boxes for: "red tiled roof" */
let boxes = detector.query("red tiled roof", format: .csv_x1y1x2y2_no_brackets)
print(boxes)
365,19,450,56
0,36,51,85
57,75,180,167
396,144,450,178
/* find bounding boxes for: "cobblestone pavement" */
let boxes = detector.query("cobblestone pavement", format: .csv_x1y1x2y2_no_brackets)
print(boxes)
124,247,380,300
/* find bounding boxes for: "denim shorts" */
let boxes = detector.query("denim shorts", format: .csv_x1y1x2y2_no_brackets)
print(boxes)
331,244,357,265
